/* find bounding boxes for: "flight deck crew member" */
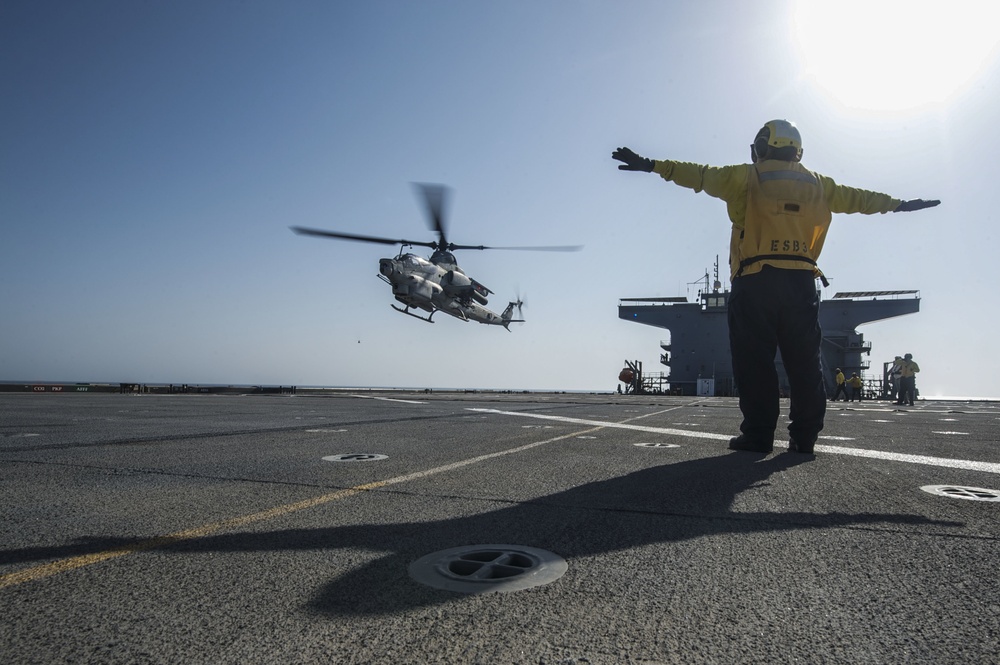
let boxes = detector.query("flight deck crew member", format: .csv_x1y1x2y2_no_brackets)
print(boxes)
831,368,848,402
613,120,939,454
896,353,920,405
889,355,904,401
848,372,863,401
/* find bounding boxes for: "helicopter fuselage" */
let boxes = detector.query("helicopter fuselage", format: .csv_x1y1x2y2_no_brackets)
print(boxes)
290,183,574,330
377,252,519,327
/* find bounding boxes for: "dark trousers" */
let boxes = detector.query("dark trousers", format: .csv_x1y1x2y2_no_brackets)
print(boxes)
831,383,848,401
728,267,826,444
898,376,916,405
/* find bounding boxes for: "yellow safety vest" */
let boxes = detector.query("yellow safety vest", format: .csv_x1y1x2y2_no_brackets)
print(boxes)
734,161,832,282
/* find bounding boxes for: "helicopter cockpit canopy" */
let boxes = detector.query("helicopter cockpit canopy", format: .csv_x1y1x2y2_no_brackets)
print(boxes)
429,249,459,270
400,253,434,270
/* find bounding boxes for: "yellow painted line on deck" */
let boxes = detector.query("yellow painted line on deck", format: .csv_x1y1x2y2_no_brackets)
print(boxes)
0,483,385,589
1,417,639,589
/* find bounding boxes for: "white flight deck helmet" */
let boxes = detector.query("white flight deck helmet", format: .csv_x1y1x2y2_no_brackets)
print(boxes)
751,119,803,163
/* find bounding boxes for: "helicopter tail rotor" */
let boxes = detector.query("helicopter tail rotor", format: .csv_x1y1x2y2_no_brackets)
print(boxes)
512,299,525,325
512,287,527,319
501,291,526,331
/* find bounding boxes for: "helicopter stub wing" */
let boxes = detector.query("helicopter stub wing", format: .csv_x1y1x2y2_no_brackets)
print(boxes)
471,278,492,297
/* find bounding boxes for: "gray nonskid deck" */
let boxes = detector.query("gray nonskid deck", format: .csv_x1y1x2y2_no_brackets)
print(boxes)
1,393,997,664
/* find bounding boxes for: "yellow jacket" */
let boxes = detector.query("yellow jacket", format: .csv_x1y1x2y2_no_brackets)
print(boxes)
652,159,900,280
900,359,920,377
849,376,862,388
835,371,845,385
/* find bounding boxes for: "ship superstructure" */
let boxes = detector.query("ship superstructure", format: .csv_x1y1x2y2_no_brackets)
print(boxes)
619,260,919,396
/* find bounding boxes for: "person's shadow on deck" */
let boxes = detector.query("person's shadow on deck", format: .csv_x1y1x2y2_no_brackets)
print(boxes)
1,451,958,615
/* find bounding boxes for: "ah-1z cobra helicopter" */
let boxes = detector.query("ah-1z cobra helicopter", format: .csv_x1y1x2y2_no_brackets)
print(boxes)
292,184,580,330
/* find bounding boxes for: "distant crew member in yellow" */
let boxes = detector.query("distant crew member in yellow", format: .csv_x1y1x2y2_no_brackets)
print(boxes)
831,368,848,402
613,120,939,454
848,372,863,402
889,355,905,402
896,353,920,406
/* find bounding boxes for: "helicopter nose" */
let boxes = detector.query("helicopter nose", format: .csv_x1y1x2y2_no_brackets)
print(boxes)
379,258,396,277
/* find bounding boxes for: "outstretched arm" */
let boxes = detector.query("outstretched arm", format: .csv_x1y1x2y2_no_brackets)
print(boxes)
614,148,749,209
823,176,940,215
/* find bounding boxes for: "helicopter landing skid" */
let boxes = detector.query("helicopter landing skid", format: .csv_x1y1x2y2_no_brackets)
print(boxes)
391,304,436,323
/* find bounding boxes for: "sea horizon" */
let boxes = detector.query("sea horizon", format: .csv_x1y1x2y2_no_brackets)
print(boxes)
2,380,998,402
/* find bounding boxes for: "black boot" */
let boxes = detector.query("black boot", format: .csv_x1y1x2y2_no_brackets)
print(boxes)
728,435,773,453
788,438,815,454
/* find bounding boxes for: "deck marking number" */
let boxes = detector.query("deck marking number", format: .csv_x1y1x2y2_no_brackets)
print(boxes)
322,453,388,462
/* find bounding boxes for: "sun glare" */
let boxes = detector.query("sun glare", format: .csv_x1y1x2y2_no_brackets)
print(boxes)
793,0,1000,112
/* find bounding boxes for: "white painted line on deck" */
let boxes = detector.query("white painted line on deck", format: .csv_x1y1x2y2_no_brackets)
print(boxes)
814,445,1000,473
350,395,427,404
469,408,1000,475
467,408,729,441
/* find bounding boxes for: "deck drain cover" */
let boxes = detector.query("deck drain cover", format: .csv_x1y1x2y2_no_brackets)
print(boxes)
322,453,388,462
921,485,1000,502
409,544,567,593
634,442,680,449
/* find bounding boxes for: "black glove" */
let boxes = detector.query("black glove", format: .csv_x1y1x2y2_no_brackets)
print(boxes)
893,199,940,212
612,147,654,172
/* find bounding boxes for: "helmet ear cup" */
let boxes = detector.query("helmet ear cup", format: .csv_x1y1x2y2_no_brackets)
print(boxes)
753,128,770,162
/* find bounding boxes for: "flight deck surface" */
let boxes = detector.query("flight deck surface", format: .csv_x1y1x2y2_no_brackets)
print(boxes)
1,392,997,664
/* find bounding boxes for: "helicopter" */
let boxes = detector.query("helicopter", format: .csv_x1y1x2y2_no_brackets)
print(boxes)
291,184,581,330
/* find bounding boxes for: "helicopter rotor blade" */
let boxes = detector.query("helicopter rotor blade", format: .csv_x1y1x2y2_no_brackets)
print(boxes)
290,226,436,248
448,243,584,252
414,183,449,250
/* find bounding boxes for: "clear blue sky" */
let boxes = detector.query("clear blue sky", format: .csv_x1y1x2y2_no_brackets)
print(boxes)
3,0,998,396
